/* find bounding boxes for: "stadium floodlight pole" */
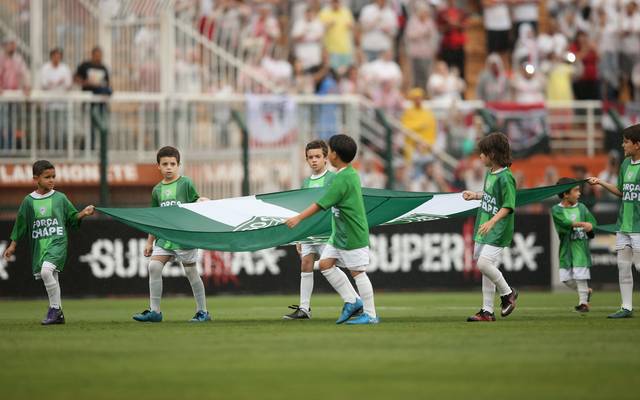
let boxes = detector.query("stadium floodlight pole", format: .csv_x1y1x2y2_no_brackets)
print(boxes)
231,110,250,196
375,109,394,190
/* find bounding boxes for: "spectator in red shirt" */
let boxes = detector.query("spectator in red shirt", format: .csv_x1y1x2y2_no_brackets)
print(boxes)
570,30,600,100
437,0,467,81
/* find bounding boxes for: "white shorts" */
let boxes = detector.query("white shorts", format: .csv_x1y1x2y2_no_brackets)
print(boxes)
320,243,370,272
559,267,591,282
473,243,504,263
152,244,199,265
300,243,325,259
615,232,640,251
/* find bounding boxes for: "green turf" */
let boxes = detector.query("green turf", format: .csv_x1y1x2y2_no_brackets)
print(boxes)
1,292,639,400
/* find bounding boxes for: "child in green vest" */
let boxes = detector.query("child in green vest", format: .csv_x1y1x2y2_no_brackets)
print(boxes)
3,160,95,325
283,140,336,320
285,134,378,324
132,146,211,323
462,132,518,322
588,123,640,318
551,178,597,312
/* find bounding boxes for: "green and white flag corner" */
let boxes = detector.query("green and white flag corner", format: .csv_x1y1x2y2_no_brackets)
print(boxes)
97,180,585,252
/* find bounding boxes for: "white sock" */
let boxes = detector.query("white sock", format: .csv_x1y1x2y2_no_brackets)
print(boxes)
563,279,577,290
148,260,164,312
41,263,61,309
618,248,633,311
354,272,376,318
299,272,314,312
321,267,357,303
184,264,207,312
482,275,495,314
576,279,589,305
477,256,511,296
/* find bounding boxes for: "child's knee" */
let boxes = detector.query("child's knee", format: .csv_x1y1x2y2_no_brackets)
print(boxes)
318,259,335,271
148,260,164,276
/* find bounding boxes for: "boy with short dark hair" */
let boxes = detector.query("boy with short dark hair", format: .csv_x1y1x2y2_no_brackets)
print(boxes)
3,160,95,325
283,140,336,320
551,178,597,312
285,134,379,324
132,146,211,323
588,123,640,318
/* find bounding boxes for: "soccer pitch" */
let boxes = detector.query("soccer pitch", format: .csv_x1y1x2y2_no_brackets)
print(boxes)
1,292,639,400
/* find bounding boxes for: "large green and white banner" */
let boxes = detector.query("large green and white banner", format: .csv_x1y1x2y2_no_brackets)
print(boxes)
97,181,582,252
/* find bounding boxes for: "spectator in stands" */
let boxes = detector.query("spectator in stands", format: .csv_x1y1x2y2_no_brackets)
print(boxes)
359,153,386,189
511,62,545,103
464,158,485,192
40,48,72,92
427,60,465,105
546,52,577,102
40,48,72,149
291,59,315,94
476,53,509,102
537,19,568,75
406,2,439,89
359,0,398,62
75,46,112,95
401,88,437,162
314,63,340,141
245,4,281,56
291,5,325,73
620,0,640,100
319,0,355,72
437,0,467,81
0,38,30,94
261,53,293,88
391,158,409,190
512,23,539,69
361,49,403,114
410,159,449,192
570,31,600,100
0,37,30,150
339,65,360,94
511,0,540,34
633,62,640,100
594,6,620,101
482,0,512,59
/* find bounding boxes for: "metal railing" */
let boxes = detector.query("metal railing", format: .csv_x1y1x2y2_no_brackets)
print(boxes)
0,92,608,197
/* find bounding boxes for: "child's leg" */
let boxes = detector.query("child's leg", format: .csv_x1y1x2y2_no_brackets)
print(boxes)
576,280,590,305
477,254,511,296
482,275,496,313
351,270,376,318
183,262,207,312
149,256,170,312
299,253,316,312
319,258,358,303
41,262,61,309
617,246,633,311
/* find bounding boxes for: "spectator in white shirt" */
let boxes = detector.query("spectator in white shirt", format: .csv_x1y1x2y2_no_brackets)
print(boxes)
511,0,540,34
40,48,72,150
620,0,640,99
482,0,512,56
40,48,72,93
405,2,439,89
511,63,545,103
427,60,465,106
359,0,398,61
291,6,325,72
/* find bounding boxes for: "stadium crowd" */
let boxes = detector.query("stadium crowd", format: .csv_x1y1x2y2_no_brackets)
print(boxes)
1,0,636,196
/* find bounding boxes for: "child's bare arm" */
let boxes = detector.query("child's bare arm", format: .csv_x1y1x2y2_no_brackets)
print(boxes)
587,177,622,197
462,191,482,201
478,207,511,236
76,205,95,220
285,204,321,229
144,234,156,257
2,241,17,260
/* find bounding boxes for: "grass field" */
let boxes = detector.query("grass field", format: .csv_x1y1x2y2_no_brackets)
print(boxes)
1,292,639,400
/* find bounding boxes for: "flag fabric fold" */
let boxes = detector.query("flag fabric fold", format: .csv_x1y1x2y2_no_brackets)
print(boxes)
97,180,586,252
